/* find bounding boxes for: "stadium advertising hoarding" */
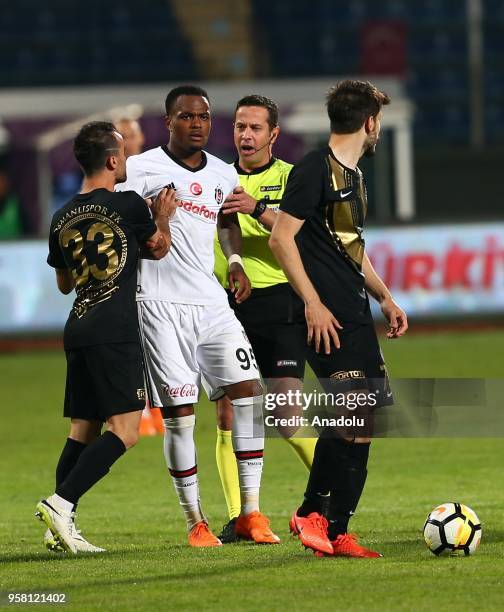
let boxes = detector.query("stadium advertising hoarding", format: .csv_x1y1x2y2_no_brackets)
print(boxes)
0,222,503,333
366,223,504,317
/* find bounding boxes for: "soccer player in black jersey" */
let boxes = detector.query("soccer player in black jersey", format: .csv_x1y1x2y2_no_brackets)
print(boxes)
36,121,176,554
270,80,408,558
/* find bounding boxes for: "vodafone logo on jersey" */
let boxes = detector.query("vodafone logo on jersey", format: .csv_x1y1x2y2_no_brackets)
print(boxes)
190,182,203,196
178,200,217,222
163,383,198,399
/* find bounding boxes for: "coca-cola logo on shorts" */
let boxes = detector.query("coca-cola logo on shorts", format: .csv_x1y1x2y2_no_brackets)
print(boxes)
190,182,203,196
163,383,198,398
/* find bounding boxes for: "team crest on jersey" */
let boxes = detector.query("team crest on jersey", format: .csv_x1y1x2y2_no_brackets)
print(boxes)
214,186,224,205
190,182,203,196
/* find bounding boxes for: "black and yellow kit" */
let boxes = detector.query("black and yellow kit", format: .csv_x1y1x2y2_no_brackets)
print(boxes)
47,188,156,419
280,147,391,406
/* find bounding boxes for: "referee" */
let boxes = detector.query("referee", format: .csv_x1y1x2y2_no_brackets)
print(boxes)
213,95,315,542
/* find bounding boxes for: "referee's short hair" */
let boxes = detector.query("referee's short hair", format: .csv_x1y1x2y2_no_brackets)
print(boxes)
165,85,210,115
235,95,279,130
326,80,390,134
73,121,119,177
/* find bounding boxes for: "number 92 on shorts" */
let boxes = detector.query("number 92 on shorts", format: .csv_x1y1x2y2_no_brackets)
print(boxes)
138,301,261,406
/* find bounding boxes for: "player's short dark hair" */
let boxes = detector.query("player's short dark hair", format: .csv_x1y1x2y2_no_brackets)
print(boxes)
235,95,279,130
326,80,390,134
73,121,119,176
165,85,210,115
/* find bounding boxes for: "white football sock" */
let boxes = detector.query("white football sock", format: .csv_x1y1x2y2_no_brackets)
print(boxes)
163,414,205,530
231,396,265,516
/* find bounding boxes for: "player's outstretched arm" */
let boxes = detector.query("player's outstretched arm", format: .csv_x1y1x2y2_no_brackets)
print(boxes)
362,251,408,338
55,268,75,294
269,211,342,354
142,187,177,260
217,210,251,303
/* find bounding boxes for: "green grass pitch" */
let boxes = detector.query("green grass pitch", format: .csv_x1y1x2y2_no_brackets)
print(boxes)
1,330,503,611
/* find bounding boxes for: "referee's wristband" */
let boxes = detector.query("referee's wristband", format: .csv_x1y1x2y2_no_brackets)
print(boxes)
250,199,268,219
228,254,243,268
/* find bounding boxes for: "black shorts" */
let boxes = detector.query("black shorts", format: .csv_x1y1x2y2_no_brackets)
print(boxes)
63,342,145,421
306,321,392,409
229,283,306,379
303,322,392,438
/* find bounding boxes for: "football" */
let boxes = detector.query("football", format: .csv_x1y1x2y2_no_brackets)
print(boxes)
423,503,482,556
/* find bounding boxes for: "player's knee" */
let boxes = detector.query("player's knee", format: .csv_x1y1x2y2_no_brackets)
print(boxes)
225,379,263,401
107,423,139,449
161,404,194,420
69,419,102,444
120,429,139,449
216,396,233,430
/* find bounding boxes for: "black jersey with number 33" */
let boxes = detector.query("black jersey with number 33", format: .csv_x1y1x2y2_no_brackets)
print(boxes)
47,188,156,348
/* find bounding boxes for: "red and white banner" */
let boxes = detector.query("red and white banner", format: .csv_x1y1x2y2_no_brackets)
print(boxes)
366,223,504,316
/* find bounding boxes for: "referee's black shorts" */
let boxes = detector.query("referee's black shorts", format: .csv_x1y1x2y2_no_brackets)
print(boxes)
63,342,145,421
228,283,306,380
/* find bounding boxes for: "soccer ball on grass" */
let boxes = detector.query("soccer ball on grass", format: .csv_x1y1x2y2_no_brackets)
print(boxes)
423,502,481,556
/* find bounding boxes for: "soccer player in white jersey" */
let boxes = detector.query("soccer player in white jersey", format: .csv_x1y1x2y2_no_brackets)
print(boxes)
117,85,279,546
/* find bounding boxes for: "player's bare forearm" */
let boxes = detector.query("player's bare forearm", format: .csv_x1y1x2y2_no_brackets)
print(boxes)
141,225,171,260
362,251,392,304
55,268,75,294
217,210,242,258
256,208,276,231
270,211,342,353
362,251,408,337
269,212,318,305
141,186,177,259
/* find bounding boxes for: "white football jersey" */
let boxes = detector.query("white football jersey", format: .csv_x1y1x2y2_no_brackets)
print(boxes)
116,146,239,305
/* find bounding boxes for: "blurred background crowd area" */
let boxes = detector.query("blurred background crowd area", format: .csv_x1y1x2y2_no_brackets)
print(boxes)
0,0,502,332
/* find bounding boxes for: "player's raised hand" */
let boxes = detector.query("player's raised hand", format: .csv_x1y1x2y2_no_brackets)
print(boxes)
305,298,343,354
151,187,178,220
222,186,256,215
380,297,408,338
229,262,251,303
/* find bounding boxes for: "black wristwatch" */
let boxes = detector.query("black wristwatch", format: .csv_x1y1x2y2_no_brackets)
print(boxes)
250,199,268,219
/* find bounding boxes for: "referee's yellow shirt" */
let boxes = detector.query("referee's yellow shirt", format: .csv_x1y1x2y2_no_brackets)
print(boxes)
214,157,292,289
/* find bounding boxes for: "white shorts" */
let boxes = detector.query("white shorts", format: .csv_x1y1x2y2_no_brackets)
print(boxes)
138,301,261,407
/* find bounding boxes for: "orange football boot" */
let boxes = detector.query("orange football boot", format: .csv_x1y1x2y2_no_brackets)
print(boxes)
188,521,222,547
236,511,280,544
289,511,333,555
318,533,382,558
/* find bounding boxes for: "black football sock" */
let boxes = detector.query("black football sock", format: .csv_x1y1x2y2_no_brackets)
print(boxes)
298,436,332,517
56,431,126,505
327,440,370,540
56,438,87,487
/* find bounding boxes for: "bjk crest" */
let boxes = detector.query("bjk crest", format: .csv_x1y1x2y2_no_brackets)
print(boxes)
215,186,224,205
190,182,203,196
